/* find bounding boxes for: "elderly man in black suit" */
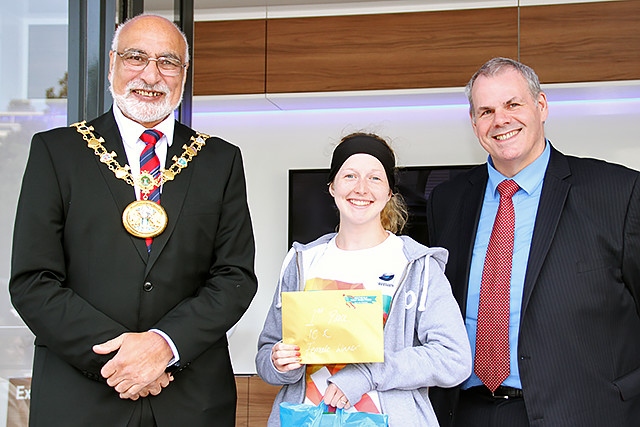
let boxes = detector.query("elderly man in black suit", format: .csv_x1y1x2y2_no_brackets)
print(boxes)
427,57,640,427
10,14,257,427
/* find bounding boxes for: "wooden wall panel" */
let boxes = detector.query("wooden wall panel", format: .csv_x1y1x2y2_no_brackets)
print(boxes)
193,20,266,95
191,2,640,96
248,375,280,425
235,375,280,426
520,1,640,83
265,8,518,93
235,376,250,427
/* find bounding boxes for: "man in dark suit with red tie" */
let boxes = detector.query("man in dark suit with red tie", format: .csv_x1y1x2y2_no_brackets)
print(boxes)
427,57,640,426
9,14,257,427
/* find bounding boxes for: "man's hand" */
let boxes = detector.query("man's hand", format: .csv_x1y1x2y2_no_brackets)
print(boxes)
93,331,174,399
128,372,174,401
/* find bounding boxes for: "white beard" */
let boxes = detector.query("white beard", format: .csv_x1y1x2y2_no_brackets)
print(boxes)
110,80,183,124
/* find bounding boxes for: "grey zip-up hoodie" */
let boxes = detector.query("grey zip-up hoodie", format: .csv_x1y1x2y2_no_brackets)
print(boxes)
256,233,472,426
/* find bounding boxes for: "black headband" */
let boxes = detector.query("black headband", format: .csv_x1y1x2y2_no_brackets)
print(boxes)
328,135,396,190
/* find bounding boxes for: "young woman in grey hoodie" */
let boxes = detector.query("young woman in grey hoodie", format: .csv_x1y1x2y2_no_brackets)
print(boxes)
256,133,472,426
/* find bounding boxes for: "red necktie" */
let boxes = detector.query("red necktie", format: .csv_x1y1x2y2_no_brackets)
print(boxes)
474,179,519,392
139,129,163,251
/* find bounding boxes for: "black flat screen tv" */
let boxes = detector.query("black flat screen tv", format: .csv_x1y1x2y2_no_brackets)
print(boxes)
288,165,476,247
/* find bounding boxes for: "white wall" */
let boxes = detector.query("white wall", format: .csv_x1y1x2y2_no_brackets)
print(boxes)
192,82,640,373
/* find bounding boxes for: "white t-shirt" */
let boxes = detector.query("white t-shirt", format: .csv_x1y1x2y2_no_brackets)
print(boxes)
303,232,409,413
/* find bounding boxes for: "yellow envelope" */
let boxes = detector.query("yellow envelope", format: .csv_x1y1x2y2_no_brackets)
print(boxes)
282,289,384,364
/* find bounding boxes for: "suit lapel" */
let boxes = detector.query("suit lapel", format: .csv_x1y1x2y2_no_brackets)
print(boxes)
88,111,149,262
521,146,571,315
145,123,197,272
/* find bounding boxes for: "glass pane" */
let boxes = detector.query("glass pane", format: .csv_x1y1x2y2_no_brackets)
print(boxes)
0,1,67,424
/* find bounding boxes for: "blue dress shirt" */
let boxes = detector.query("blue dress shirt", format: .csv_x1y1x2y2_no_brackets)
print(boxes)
462,142,550,390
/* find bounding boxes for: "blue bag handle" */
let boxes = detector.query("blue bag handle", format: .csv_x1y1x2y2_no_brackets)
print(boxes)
328,402,389,427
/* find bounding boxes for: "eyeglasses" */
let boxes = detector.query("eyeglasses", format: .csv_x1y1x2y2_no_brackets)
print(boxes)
114,50,187,77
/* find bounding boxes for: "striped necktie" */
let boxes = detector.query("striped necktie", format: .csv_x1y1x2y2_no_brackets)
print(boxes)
139,129,163,251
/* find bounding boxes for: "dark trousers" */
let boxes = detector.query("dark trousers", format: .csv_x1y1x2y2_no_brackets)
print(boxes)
126,399,157,427
453,387,530,427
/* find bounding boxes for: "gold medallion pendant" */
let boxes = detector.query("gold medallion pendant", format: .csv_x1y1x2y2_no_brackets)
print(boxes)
122,200,168,238
71,121,210,239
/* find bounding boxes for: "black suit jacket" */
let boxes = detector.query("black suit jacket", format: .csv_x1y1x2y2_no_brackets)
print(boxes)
427,145,640,426
10,110,258,427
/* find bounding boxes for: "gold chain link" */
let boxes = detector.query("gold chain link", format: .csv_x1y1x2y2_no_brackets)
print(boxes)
71,121,209,195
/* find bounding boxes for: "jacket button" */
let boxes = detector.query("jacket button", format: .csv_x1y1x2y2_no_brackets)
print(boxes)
143,282,154,292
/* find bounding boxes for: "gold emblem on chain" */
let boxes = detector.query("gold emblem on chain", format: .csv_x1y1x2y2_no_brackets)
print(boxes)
71,121,210,238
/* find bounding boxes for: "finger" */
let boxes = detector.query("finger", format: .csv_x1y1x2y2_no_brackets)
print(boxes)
93,334,125,355
284,361,303,371
275,355,301,366
339,397,349,408
323,393,337,407
119,384,144,400
274,358,302,372
324,388,348,409
115,377,148,398
273,343,300,355
272,348,298,362
101,360,118,379
114,380,135,394
156,374,173,390
106,375,122,387
323,384,338,401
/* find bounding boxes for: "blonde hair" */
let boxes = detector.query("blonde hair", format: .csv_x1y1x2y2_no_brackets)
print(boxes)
381,191,408,234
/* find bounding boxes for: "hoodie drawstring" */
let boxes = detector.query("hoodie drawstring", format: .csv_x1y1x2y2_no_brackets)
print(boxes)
418,254,430,311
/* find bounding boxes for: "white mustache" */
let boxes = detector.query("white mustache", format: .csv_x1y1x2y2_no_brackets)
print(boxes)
126,81,169,95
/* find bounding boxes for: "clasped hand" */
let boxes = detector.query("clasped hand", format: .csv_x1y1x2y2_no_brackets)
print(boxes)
93,331,174,400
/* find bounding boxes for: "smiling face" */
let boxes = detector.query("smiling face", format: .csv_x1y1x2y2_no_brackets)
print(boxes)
470,68,548,177
329,153,392,232
108,15,189,128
